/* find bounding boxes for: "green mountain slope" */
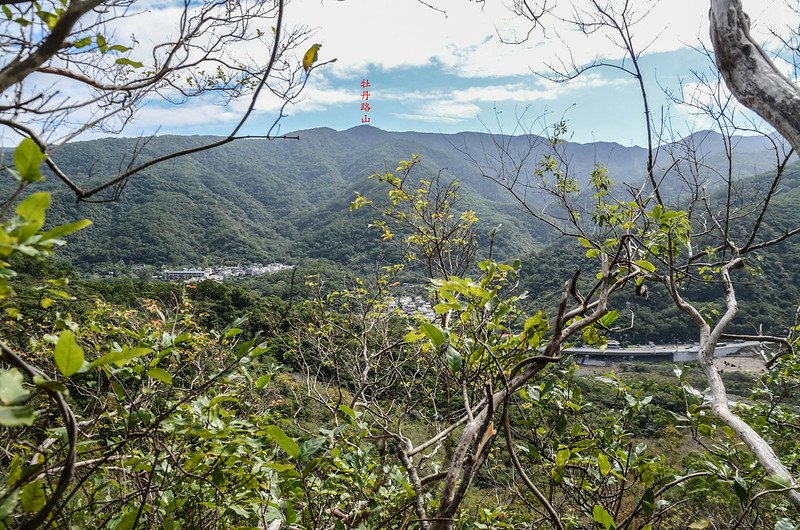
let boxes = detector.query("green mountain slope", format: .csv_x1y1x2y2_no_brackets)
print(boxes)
17,125,788,272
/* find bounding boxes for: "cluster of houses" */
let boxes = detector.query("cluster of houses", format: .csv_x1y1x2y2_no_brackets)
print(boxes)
388,295,435,319
161,263,292,282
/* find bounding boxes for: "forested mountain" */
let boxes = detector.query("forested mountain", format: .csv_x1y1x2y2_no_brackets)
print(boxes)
31,125,788,270
24,124,800,340
21,124,797,337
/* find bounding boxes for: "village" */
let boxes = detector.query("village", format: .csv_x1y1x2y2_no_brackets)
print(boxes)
388,294,435,320
161,263,293,282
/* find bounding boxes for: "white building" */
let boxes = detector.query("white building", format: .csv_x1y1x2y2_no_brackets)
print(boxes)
162,269,208,282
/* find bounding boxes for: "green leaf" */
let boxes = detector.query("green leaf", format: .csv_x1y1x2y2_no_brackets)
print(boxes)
445,345,462,372
688,520,710,530
115,57,143,68
555,448,571,468
45,289,73,300
38,11,57,30
762,474,793,492
256,374,271,389
54,330,85,377
0,489,18,519
32,375,66,393
597,453,611,476
634,259,656,273
421,322,446,348
733,476,748,502
223,327,243,339
697,423,714,437
13,138,45,183
41,219,92,241
641,487,655,516
96,33,107,53
147,367,172,385
338,404,357,420
433,303,454,314
265,462,296,473
599,310,620,328
592,505,616,530
20,479,46,513
113,509,138,530
299,437,326,460
16,192,50,224
524,311,543,332
267,425,300,459
72,36,92,48
775,518,799,530
7,454,22,487
0,405,35,426
403,329,425,343
111,381,125,399
89,347,151,369
0,368,29,405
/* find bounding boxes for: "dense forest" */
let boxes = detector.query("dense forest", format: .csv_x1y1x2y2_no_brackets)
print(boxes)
5,0,800,529
21,128,787,271
17,128,800,344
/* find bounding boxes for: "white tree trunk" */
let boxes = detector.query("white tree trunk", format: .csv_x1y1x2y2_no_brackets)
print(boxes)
697,335,800,509
709,0,800,153
669,260,800,509
708,0,800,510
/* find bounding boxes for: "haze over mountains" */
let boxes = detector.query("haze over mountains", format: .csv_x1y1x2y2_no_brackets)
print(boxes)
31,125,794,270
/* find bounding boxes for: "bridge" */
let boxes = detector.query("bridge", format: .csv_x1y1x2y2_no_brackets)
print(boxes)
565,341,761,364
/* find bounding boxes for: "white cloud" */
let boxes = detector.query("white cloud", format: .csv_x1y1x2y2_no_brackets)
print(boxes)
238,77,356,114
381,89,435,103
131,103,241,128
282,0,698,79
451,75,631,103
25,0,799,141
297,87,355,108
451,84,553,102
674,77,769,135
394,100,481,124
281,0,798,81
260,69,633,123
370,73,631,125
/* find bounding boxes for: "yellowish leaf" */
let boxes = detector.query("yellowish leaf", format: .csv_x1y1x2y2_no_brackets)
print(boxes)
302,43,321,72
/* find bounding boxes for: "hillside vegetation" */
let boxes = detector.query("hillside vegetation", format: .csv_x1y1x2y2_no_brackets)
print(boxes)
26,126,788,271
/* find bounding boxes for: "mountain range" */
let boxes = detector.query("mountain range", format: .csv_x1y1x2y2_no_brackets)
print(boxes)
23,125,793,271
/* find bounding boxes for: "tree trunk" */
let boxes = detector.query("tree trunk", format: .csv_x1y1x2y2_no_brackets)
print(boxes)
709,0,800,153
697,335,800,509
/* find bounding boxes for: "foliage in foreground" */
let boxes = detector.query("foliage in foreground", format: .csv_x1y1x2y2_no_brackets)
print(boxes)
3,145,800,530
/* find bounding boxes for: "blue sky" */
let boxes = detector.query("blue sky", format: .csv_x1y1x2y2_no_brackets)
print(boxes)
267,48,713,147
115,0,796,147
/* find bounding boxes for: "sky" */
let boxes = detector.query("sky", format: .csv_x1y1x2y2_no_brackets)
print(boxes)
90,0,800,146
